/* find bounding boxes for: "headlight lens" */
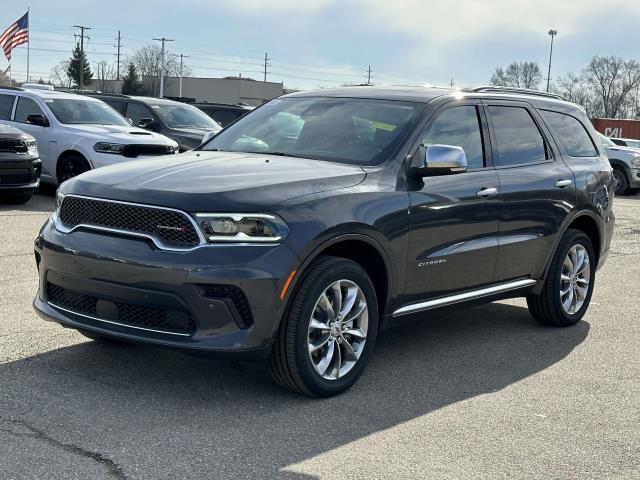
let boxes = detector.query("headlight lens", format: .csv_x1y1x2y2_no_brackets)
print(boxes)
94,142,125,155
25,138,38,151
194,213,289,243
55,191,65,214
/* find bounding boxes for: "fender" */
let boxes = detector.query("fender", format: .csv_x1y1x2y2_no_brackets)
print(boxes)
530,208,603,295
608,158,631,177
272,232,394,336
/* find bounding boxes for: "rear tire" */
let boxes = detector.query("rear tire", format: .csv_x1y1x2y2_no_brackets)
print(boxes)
527,229,596,327
57,153,90,184
269,255,379,397
612,167,629,196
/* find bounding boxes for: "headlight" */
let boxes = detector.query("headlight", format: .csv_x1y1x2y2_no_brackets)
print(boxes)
25,138,38,151
94,142,125,155
194,213,289,243
55,191,65,214
631,156,640,168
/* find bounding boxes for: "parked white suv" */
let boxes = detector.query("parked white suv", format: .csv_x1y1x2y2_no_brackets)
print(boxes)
0,86,179,185
598,133,640,195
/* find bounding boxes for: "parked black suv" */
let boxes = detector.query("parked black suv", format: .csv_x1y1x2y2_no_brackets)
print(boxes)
85,93,222,151
193,102,254,127
0,124,40,203
34,86,614,397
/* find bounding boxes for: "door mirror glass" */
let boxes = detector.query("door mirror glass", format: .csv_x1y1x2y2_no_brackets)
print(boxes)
413,144,467,177
138,117,157,131
26,114,49,127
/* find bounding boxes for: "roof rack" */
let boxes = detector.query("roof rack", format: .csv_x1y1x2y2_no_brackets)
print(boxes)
463,86,565,101
0,86,25,91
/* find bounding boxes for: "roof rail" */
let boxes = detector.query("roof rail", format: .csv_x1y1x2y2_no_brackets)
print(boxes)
463,86,565,101
0,86,25,91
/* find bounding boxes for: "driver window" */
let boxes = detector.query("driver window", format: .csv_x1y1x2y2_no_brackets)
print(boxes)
15,97,45,124
419,106,486,169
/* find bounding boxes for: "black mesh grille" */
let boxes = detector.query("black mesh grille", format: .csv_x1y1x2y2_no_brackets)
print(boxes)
46,282,196,335
0,139,28,154
121,144,175,158
200,284,253,328
58,196,200,248
0,170,31,185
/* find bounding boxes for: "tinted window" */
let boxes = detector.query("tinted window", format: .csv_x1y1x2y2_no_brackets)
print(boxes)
126,102,155,128
14,96,45,123
540,110,597,157
0,94,15,120
421,106,485,169
488,106,548,167
103,99,126,115
208,109,244,127
203,97,421,166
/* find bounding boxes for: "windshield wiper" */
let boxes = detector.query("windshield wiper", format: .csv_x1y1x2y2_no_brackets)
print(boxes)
244,151,309,159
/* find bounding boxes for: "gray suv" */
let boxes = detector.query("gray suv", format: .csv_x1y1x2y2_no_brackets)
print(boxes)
0,124,40,203
34,86,615,397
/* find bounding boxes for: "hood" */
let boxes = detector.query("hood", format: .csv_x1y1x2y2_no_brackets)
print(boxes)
65,124,176,145
62,151,367,211
604,145,640,158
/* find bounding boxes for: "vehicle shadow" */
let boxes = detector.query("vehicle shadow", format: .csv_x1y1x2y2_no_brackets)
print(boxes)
0,302,589,479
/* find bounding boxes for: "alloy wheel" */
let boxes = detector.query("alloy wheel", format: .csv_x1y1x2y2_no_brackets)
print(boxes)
307,279,368,380
560,244,591,315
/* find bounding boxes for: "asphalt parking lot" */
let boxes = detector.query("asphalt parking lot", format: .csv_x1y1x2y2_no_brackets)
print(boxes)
1,191,639,480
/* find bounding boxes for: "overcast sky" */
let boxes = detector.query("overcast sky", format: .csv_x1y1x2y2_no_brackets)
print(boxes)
4,0,640,90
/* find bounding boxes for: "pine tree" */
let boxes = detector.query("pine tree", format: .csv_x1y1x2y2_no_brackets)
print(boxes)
66,45,93,87
121,63,142,95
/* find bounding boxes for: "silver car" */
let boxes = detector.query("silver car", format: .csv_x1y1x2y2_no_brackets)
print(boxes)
0,123,40,204
598,133,640,195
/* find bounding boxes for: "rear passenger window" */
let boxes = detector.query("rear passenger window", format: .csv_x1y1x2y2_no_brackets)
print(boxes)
421,106,485,169
540,110,597,157
488,106,548,167
0,94,15,120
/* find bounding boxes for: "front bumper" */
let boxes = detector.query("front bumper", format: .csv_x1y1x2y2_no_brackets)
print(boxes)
629,167,640,188
0,157,41,192
89,151,178,169
33,218,300,358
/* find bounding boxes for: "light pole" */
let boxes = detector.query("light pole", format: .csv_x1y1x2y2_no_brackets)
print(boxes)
153,37,174,98
546,29,557,93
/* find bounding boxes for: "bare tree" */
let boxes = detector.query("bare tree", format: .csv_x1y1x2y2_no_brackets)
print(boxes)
553,73,600,116
131,45,191,97
0,69,11,87
584,56,640,119
94,61,118,92
50,60,73,88
490,61,542,89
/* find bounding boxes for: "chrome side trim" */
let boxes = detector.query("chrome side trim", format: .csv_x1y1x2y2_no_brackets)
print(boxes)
393,279,537,317
48,301,192,337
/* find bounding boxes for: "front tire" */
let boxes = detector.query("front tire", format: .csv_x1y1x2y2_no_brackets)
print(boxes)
269,256,379,397
527,229,596,327
612,167,629,196
57,154,90,184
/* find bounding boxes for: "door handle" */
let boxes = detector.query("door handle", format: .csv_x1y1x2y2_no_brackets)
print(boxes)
476,187,498,197
555,179,573,188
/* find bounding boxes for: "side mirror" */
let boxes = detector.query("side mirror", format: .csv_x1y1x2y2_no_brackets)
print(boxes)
412,144,467,177
201,130,217,144
26,114,49,127
138,117,157,131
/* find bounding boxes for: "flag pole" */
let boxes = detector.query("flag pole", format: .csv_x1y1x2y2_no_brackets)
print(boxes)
26,6,30,82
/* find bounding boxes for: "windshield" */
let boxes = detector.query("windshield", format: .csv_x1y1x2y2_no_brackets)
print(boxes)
46,98,130,126
201,96,423,166
599,133,616,147
152,103,221,130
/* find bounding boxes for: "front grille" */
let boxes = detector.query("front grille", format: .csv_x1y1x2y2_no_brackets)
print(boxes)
200,284,253,328
46,282,196,335
58,196,201,249
121,144,174,158
0,139,27,154
0,170,31,185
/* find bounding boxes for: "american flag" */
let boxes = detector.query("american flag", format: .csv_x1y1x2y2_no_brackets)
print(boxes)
0,12,29,61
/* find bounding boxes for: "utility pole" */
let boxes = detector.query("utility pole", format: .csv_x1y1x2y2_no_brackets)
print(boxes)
546,28,558,93
179,53,190,98
115,30,122,80
73,25,91,88
263,52,269,82
450,78,455,87
367,66,372,85
153,37,174,98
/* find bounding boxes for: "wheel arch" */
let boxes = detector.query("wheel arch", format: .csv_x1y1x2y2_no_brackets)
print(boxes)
275,233,393,336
